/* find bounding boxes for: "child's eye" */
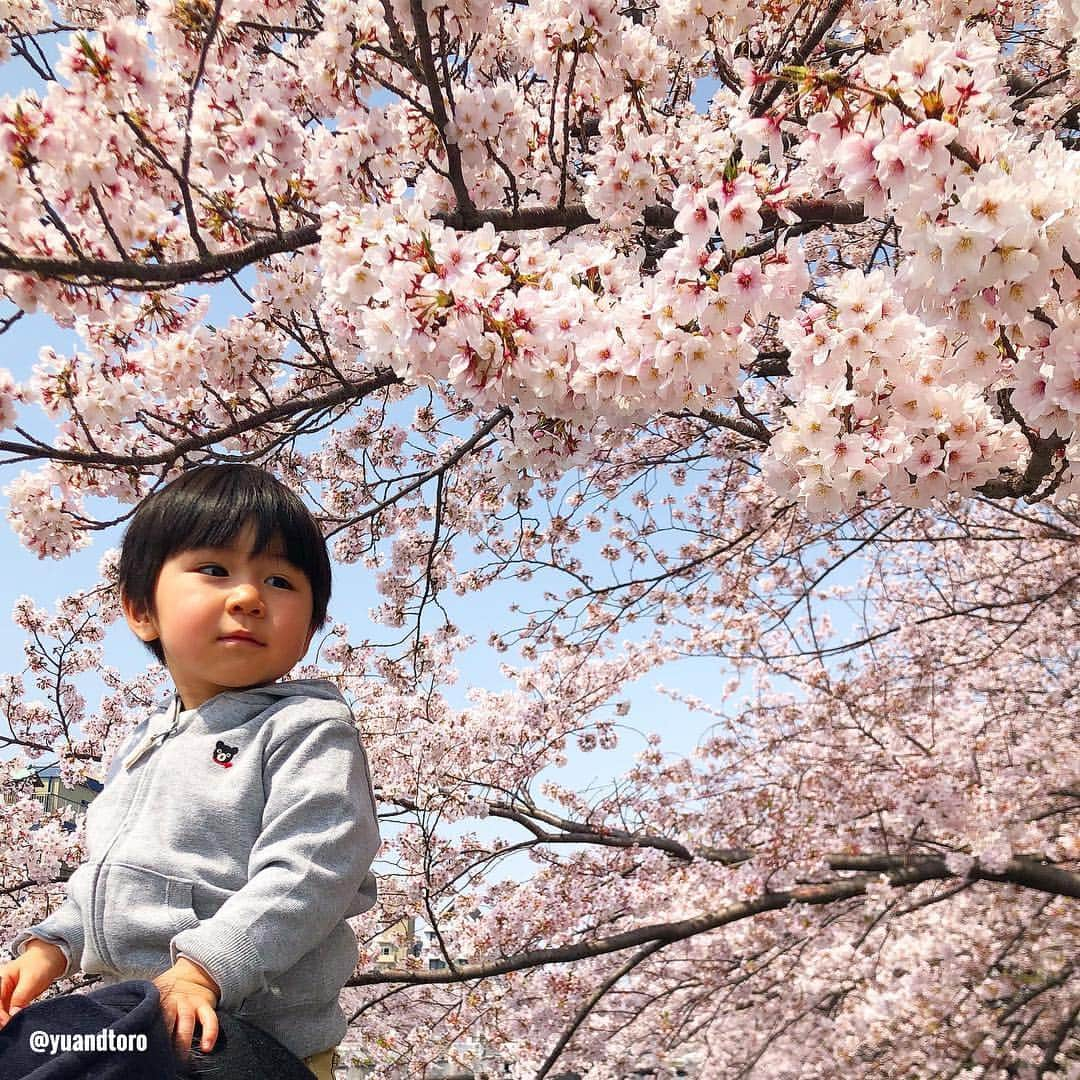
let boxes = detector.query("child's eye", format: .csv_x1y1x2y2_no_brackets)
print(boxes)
267,575,293,590
197,564,227,577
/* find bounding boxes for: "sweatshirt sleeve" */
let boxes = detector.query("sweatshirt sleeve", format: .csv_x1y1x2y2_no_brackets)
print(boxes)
10,861,91,976
169,717,379,1009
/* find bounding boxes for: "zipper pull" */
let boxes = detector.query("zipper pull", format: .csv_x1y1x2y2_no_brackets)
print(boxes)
122,739,153,770
122,697,180,770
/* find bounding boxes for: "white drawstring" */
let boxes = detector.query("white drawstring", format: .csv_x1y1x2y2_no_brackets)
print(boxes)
122,695,182,770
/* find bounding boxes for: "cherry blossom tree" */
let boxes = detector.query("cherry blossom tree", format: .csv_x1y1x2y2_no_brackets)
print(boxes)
0,0,1078,1076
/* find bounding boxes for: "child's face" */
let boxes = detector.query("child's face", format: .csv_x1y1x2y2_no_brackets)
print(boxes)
122,524,316,710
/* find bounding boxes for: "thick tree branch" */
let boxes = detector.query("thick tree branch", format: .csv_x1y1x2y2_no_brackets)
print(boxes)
0,199,864,287
0,223,321,286
347,856,1077,987
827,853,1080,897
408,0,476,223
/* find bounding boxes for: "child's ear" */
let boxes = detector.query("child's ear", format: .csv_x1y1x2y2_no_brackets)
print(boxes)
121,590,160,643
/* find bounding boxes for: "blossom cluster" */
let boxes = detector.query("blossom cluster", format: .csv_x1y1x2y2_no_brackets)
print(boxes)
0,2,1077,524
320,202,808,464
762,269,1029,513
763,25,1080,510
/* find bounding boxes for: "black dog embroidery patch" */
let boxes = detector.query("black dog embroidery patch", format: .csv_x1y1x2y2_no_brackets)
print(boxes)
212,740,239,768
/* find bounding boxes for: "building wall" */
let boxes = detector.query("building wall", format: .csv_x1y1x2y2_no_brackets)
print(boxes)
33,775,100,815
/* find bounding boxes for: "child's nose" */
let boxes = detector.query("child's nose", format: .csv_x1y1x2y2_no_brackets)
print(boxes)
227,583,265,615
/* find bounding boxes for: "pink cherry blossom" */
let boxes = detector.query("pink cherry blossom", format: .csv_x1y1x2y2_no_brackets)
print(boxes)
0,3,1075,1075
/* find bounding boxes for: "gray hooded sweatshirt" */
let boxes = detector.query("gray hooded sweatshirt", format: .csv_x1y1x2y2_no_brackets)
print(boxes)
13,679,379,1059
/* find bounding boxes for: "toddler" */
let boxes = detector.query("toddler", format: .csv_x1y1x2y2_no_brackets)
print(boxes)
0,464,379,1080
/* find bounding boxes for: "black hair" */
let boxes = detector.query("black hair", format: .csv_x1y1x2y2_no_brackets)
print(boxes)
118,464,331,664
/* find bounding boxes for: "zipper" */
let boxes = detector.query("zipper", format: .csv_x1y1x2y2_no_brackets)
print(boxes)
87,698,179,969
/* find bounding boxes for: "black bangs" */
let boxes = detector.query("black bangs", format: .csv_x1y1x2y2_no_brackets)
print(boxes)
118,464,332,663
149,467,318,566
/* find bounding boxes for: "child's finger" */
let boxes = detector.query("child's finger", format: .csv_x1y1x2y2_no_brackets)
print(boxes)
158,997,176,1041
0,969,13,1024
196,1003,219,1052
173,1003,196,1060
8,969,37,1014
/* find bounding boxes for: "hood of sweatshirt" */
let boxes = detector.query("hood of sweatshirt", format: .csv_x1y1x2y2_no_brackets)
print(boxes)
213,678,346,705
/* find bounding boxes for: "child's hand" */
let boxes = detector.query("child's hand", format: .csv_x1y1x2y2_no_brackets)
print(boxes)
0,938,68,1027
153,957,220,1059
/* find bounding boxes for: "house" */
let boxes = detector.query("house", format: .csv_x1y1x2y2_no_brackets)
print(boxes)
372,917,417,970
7,764,102,822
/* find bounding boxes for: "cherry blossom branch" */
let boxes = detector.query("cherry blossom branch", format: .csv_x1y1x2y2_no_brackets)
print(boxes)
752,0,850,115
0,370,400,469
685,406,772,444
979,381,1068,500
1035,1001,1079,1078
0,878,37,898
324,405,512,538
177,0,224,258
408,0,476,224
534,940,668,1080
1010,68,1071,107
759,564,1080,661
557,45,581,209
0,309,25,335
0,198,864,286
483,799,753,865
348,856,1079,987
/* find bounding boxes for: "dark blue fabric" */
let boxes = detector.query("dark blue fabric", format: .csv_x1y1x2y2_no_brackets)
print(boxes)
185,1012,319,1080
0,980,176,1079
0,980,315,1080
